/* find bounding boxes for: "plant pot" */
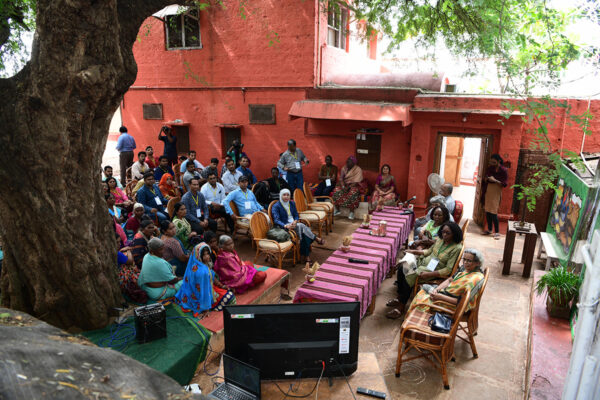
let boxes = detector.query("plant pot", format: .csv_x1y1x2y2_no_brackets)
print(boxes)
545,296,572,320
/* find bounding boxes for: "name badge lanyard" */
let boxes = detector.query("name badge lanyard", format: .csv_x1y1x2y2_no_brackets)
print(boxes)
291,152,301,170
192,193,202,218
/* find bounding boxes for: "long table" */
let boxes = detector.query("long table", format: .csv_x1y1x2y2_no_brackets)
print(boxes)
293,207,414,317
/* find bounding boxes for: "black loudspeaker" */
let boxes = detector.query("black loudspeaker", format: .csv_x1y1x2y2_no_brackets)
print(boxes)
134,303,167,344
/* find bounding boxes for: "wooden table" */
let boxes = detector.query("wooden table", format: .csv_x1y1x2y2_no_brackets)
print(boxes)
502,221,538,278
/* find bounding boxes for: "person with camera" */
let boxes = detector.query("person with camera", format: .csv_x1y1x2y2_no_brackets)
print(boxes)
277,139,309,193
158,125,178,166
227,139,247,167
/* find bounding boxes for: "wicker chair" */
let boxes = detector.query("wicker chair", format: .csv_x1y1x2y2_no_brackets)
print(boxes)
413,244,465,297
293,189,327,237
303,183,334,231
166,196,181,219
250,212,295,269
229,200,252,240
461,219,470,237
434,267,490,358
396,288,472,390
125,180,137,199
125,167,132,184
267,200,307,262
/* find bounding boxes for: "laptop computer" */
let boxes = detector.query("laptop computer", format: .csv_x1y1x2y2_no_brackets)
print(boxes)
208,354,261,400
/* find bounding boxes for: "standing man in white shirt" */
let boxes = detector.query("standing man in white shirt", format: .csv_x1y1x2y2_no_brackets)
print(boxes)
201,172,234,232
222,159,243,194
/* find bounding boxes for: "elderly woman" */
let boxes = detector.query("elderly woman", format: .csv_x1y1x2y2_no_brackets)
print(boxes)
125,203,146,239
138,238,183,300
272,189,325,262
407,248,485,314
332,156,366,220
386,222,463,319
482,154,508,238
410,205,451,250
176,243,236,318
371,164,396,210
214,235,266,294
160,220,190,277
414,195,454,236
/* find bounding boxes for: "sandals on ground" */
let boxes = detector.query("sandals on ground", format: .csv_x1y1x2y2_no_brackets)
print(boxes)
316,237,325,245
386,308,404,319
386,298,401,307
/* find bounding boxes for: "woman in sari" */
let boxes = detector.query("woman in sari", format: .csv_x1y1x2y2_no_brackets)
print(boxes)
204,231,219,263
332,156,366,220
481,154,508,238
409,206,450,250
175,243,236,317
160,220,190,277
214,235,267,294
172,202,201,251
106,176,132,210
130,219,156,268
159,173,180,200
138,238,183,300
407,248,485,314
272,189,325,262
371,164,396,210
125,203,145,240
386,222,463,319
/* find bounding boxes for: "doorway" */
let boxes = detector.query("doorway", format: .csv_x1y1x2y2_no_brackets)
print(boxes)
434,133,494,226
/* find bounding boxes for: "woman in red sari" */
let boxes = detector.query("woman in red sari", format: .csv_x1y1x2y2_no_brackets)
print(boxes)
332,156,367,220
158,173,180,200
213,235,266,294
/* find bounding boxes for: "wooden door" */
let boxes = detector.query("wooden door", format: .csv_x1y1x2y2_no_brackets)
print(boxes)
174,126,190,154
220,127,241,158
473,136,493,226
356,134,381,172
443,137,464,187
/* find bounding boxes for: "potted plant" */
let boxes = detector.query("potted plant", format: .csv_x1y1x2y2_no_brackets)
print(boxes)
535,266,581,319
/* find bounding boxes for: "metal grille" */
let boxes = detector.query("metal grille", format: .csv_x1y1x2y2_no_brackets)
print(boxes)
248,104,275,124
143,103,163,120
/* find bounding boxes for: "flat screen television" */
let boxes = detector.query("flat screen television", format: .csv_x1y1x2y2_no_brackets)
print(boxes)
223,302,360,380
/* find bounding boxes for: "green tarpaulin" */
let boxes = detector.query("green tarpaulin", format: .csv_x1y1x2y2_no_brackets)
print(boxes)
82,304,211,385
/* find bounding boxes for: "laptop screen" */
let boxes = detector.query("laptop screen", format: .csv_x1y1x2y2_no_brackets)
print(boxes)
223,353,261,396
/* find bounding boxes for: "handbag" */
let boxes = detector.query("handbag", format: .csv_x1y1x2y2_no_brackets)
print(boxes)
428,312,452,333
267,227,291,243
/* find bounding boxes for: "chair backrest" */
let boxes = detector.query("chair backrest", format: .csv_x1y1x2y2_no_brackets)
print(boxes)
469,267,490,314
250,212,269,239
167,196,180,218
454,200,464,224
267,200,278,222
229,200,240,217
450,244,466,276
449,288,471,336
125,180,137,199
293,189,308,212
303,182,315,203
125,167,132,183
461,219,470,238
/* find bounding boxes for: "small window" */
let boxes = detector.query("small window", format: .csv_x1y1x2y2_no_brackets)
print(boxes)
356,134,381,172
249,104,276,124
327,6,348,50
165,8,201,50
143,103,163,120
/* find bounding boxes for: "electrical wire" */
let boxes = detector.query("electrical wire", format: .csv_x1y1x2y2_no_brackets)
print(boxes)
273,361,325,399
314,361,325,400
97,322,136,352
332,358,357,400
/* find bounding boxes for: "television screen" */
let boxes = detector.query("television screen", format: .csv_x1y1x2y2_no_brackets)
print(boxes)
223,302,360,380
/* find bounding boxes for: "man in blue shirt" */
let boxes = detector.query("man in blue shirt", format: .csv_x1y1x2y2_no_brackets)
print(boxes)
236,156,257,185
154,155,175,182
136,172,168,222
115,126,136,185
181,177,216,235
224,176,264,217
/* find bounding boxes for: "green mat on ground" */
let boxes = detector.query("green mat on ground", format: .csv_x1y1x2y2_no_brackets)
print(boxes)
82,303,211,385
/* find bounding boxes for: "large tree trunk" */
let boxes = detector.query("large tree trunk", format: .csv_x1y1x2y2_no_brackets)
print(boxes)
0,0,178,330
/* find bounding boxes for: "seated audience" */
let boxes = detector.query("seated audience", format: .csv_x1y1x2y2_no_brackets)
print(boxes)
201,158,220,179
407,248,485,315
106,194,127,246
115,234,147,303
145,146,158,169
182,178,217,235
440,183,456,214
172,202,202,251
414,195,454,236
371,164,396,210
236,156,257,185
125,203,146,239
183,161,202,192
180,150,205,173
221,155,232,177
138,238,183,300
224,176,265,218
222,159,243,194
273,189,324,262
103,165,123,189
201,172,234,232
102,181,109,195
266,167,291,202
154,155,176,182
214,235,266,294
410,205,451,250
131,151,150,181
131,219,157,268
160,220,190,277
314,155,337,198
175,243,236,317
106,176,132,210
136,172,168,222
203,231,219,263
332,156,367,220
159,173,180,200
386,222,463,319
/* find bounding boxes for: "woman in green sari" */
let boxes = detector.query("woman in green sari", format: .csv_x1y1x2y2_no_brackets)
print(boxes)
172,202,201,251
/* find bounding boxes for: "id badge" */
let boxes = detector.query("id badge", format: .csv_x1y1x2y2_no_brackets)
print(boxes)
154,196,162,206
426,258,439,272
196,209,201,218
325,179,331,187
244,201,251,209
294,162,301,169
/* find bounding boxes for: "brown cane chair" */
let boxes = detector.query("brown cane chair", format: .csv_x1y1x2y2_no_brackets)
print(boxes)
125,167,132,184
303,182,334,231
268,200,306,262
293,189,327,237
396,288,472,390
461,219,470,238
166,196,181,219
434,267,490,358
229,200,252,241
413,244,465,297
125,180,137,199
250,212,295,269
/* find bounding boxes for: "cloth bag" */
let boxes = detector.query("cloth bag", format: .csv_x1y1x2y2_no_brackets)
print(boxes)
398,252,418,275
428,312,452,333
267,227,291,243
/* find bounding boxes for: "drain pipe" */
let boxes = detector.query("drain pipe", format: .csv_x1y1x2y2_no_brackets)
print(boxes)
579,97,595,177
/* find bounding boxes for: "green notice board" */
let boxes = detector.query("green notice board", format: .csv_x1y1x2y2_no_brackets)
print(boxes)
546,164,590,265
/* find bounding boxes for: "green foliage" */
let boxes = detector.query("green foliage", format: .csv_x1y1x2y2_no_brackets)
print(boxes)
535,266,581,306
0,0,36,77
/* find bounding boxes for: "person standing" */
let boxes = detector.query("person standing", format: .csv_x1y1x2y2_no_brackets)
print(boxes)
314,155,338,198
158,126,178,166
277,139,309,193
481,154,508,238
116,126,136,185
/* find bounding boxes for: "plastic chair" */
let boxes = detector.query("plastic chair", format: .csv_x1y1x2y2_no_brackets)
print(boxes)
293,189,327,237
250,212,295,269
